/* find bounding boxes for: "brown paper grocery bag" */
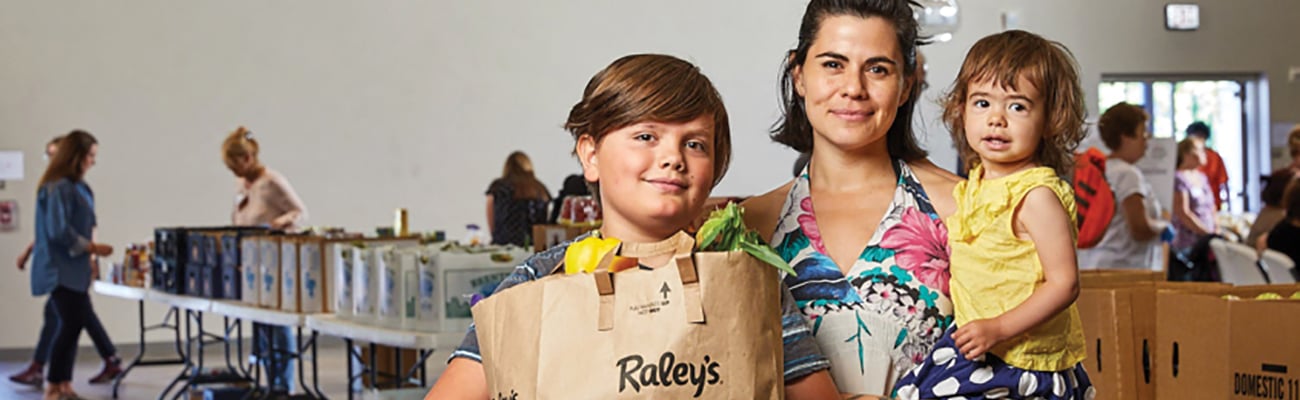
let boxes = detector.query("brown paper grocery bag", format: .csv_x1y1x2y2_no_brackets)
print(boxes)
472,232,784,399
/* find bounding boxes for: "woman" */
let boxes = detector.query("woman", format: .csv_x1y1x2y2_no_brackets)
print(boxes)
1249,125,1300,249
1262,179,1300,268
11,135,122,388
485,151,550,246
1172,137,1218,255
31,130,115,400
742,0,961,395
1078,102,1170,270
1252,168,1297,250
223,126,308,393
225,127,307,230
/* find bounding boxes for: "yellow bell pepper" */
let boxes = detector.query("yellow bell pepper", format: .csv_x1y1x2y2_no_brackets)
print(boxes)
564,235,622,274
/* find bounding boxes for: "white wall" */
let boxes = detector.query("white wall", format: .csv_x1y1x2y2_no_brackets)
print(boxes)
1,0,1297,349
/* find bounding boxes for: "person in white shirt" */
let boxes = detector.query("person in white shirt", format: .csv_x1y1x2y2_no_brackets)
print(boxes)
1079,102,1171,270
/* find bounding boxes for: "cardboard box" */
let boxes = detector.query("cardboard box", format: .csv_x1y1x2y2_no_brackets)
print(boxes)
339,238,421,322
1155,285,1300,400
295,237,332,314
376,246,404,328
219,264,240,300
334,244,356,319
384,247,426,330
401,251,420,330
240,237,261,305
1078,274,1231,400
1079,286,1157,400
353,247,377,321
531,224,591,252
435,247,532,332
1081,269,1164,288
258,236,282,309
415,249,438,332
280,238,302,312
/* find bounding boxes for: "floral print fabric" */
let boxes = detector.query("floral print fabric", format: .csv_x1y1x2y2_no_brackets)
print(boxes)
770,160,954,394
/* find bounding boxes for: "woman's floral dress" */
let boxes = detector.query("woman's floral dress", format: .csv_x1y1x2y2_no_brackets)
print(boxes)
771,160,954,395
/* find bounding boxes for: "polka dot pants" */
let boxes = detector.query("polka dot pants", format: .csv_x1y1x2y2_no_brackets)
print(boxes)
893,326,1095,400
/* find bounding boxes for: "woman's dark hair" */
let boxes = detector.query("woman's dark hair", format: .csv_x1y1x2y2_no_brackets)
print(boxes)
1284,178,1300,221
771,0,927,161
39,130,97,186
1098,102,1148,151
1262,168,1296,207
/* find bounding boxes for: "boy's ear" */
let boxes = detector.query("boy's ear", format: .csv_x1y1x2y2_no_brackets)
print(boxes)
576,134,600,184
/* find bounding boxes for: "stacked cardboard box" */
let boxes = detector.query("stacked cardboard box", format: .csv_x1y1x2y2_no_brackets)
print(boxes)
1080,271,1217,399
1154,284,1300,400
1078,269,1300,399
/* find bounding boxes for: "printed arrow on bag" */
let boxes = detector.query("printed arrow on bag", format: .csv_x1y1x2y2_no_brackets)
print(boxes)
660,282,671,299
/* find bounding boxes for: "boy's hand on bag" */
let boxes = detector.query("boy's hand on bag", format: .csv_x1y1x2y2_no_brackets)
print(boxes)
952,318,1006,360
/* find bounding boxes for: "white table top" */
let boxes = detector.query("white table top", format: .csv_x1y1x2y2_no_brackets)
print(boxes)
209,300,315,327
92,281,148,301
145,290,212,312
306,315,447,349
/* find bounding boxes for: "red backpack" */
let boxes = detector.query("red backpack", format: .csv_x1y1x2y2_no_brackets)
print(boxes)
1073,147,1115,249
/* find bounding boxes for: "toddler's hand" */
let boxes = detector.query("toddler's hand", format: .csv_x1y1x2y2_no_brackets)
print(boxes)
952,318,1006,360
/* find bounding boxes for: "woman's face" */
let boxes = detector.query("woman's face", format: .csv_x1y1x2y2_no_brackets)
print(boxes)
793,15,911,154
1120,124,1150,161
1182,140,1206,169
81,144,98,175
226,155,254,178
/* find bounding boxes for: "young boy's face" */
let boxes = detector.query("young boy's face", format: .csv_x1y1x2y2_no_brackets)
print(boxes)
963,76,1046,175
577,115,716,240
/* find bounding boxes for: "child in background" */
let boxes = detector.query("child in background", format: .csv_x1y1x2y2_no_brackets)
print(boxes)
425,53,839,400
894,30,1094,399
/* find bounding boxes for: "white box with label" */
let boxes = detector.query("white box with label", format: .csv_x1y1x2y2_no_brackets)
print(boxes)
280,238,301,312
240,237,261,305
375,246,404,328
435,246,532,332
297,238,332,314
258,237,282,309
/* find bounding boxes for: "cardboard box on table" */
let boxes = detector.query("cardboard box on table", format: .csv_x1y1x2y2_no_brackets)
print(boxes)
291,235,372,315
278,234,351,313
279,237,303,312
530,224,592,253
339,238,420,322
1154,284,1300,400
435,246,532,333
1077,268,1231,400
258,236,283,309
240,237,262,305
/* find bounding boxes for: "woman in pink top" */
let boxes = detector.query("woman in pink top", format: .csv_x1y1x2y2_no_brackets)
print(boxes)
222,126,308,393
224,126,308,230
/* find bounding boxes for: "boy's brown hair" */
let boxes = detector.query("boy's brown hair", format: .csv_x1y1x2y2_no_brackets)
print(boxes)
943,30,1087,176
1098,102,1148,151
564,54,731,193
